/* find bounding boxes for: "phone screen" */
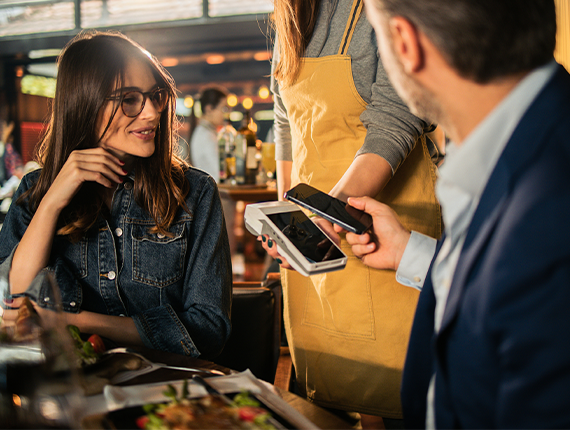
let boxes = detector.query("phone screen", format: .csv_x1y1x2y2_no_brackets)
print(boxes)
266,210,345,263
285,183,373,234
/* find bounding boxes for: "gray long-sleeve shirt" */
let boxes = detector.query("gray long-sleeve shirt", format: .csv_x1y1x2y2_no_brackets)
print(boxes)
270,0,430,173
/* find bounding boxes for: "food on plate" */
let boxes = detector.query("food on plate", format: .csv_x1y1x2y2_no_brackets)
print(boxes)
66,324,106,366
87,333,106,354
136,381,277,429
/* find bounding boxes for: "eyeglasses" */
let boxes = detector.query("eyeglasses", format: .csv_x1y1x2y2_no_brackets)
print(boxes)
108,88,169,118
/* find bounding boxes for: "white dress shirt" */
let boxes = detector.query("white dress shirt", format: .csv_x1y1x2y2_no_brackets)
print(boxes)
190,119,220,182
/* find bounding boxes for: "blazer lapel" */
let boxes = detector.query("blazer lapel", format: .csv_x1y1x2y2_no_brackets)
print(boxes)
439,170,508,331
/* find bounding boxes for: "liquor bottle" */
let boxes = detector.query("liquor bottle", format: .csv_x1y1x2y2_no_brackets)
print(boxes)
235,111,258,185
216,120,236,183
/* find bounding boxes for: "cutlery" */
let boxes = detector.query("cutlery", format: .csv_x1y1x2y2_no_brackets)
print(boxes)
101,348,225,383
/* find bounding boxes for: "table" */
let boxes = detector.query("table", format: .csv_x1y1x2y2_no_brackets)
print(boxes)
81,346,352,429
218,183,279,203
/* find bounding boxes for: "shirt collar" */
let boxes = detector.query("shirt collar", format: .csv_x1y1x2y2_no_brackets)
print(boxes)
438,60,558,199
199,119,217,132
436,60,558,233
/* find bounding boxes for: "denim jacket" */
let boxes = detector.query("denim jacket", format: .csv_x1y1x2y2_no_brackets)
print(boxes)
0,168,232,358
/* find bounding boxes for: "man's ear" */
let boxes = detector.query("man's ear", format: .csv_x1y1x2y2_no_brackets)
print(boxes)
388,16,424,73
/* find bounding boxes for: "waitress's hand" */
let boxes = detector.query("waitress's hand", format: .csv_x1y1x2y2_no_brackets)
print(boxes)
43,148,127,212
258,235,293,270
344,197,410,271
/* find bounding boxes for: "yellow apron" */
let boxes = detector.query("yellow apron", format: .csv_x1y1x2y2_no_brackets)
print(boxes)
279,0,442,418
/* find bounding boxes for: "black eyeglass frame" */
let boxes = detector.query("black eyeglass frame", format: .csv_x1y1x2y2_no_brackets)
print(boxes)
107,88,169,118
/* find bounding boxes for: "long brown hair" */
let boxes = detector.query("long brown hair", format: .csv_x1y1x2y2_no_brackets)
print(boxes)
272,0,321,87
22,30,189,240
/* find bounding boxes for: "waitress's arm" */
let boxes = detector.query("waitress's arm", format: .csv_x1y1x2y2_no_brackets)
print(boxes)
329,153,392,201
276,159,292,201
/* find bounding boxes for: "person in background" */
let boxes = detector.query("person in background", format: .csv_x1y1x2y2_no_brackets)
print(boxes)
189,86,229,182
2,120,23,182
0,31,232,358
0,120,14,186
346,0,570,427
264,0,441,425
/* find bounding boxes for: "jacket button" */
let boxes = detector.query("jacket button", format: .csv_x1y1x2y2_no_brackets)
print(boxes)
114,228,123,237
108,271,116,280
157,233,165,239
413,276,422,283
124,182,133,190
70,301,76,307
43,297,50,302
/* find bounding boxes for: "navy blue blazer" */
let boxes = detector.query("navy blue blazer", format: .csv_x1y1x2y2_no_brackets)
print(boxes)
401,64,570,429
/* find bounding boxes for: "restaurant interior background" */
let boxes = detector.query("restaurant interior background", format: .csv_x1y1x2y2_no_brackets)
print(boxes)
0,0,569,283
0,0,279,281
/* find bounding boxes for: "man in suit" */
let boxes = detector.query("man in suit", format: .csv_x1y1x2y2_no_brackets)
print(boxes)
344,0,570,428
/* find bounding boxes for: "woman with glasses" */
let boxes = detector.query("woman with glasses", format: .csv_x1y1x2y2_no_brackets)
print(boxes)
188,87,229,182
0,31,232,358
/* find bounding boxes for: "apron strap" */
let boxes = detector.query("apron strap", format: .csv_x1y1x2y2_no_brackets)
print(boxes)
338,0,364,55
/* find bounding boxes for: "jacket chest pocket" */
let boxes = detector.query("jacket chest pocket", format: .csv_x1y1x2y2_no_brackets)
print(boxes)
131,223,186,287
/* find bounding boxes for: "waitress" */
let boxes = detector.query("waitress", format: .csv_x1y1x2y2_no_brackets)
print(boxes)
265,0,442,424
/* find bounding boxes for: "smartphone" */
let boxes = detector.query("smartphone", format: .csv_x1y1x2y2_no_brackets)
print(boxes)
244,201,347,277
285,183,373,234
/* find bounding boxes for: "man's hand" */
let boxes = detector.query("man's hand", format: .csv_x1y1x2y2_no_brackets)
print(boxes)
344,197,411,271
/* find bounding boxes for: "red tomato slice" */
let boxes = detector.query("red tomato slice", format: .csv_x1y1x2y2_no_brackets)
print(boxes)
87,334,106,354
135,415,149,429
238,406,266,422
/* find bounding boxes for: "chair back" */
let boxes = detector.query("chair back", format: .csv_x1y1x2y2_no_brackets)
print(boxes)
214,278,282,383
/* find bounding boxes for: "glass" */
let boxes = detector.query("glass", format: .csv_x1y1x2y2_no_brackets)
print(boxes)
108,88,169,118
0,274,85,428
261,142,276,175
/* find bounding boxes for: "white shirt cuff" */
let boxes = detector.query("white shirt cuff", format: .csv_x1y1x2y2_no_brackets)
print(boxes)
396,231,437,291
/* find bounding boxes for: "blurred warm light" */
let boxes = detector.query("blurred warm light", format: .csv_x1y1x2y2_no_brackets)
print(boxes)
184,96,194,109
15,66,24,78
258,85,270,99
248,117,258,133
254,110,275,121
206,54,225,65
242,97,254,110
194,101,202,118
254,51,271,61
230,111,243,122
161,57,179,67
28,48,61,59
12,394,22,407
227,94,238,107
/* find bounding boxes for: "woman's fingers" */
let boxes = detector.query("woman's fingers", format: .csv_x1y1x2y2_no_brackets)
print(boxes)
65,148,126,186
258,234,293,270
44,148,127,209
